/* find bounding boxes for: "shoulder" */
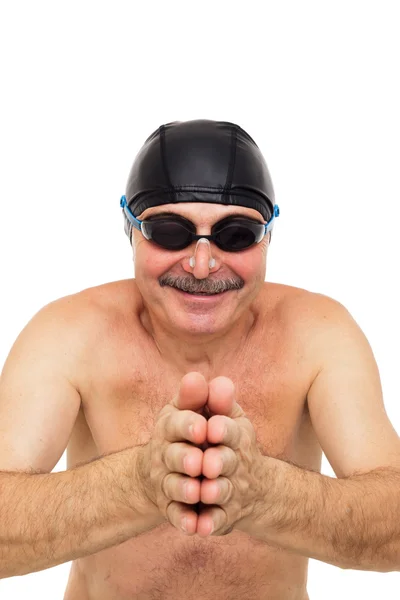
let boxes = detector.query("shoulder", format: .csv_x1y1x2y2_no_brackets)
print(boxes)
264,281,350,323
27,278,141,374
64,277,140,313
263,281,356,366
47,278,142,336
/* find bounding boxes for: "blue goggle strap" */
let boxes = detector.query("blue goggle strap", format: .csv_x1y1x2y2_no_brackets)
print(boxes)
120,195,280,235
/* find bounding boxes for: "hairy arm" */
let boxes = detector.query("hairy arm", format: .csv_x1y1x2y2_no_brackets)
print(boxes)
0,297,162,579
244,295,400,572
0,446,162,579
246,458,400,572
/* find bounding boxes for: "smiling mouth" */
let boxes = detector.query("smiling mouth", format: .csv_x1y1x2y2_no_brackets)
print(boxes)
160,275,244,295
180,290,223,295
175,288,227,296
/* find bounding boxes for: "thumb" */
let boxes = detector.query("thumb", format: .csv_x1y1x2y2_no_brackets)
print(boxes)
171,371,209,412
207,376,245,419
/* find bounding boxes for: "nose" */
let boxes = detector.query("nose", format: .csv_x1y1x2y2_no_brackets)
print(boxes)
186,238,217,280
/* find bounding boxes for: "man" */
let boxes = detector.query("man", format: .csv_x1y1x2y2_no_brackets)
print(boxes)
0,120,399,600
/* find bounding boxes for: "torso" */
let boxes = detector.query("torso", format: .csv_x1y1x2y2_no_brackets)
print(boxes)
63,279,323,600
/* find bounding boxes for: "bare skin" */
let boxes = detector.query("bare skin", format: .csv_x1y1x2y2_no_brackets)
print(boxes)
63,277,319,600
2,203,336,598
2,200,398,595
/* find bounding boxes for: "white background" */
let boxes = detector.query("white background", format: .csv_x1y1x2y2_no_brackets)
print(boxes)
0,1,399,598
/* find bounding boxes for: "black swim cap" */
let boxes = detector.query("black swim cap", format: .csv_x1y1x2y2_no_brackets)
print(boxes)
123,120,275,240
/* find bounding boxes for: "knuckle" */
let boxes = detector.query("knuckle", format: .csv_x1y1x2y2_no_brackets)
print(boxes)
158,412,172,436
161,473,171,498
222,449,237,476
158,406,173,428
221,477,233,502
165,500,176,524
165,443,185,471
160,404,173,416
163,445,174,469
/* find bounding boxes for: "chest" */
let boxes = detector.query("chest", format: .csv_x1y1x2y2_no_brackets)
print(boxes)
69,321,317,468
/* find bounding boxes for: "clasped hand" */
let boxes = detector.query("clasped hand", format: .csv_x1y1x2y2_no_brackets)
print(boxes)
142,372,268,537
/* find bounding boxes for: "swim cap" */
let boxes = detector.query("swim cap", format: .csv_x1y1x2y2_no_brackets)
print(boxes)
123,120,275,240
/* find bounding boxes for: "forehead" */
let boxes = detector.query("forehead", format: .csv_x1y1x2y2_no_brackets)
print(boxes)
138,202,265,222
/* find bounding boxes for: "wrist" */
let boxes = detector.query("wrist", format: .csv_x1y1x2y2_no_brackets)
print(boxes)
134,444,160,516
106,445,165,535
236,455,281,537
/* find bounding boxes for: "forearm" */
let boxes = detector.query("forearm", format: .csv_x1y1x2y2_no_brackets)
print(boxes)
0,446,163,579
243,458,400,572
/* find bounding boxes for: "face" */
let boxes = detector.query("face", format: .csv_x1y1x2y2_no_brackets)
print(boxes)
132,202,270,336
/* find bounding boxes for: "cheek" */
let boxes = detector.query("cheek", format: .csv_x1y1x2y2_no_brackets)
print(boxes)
229,245,267,279
134,240,179,279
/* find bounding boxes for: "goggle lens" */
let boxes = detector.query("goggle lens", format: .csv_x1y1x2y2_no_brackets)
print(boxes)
141,217,265,251
142,220,194,250
213,220,260,250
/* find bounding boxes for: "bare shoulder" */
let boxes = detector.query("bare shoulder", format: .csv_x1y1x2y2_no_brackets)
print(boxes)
263,281,352,366
57,278,140,317
27,279,140,374
265,281,349,323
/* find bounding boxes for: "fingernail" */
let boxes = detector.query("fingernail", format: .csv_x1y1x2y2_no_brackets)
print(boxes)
182,517,187,533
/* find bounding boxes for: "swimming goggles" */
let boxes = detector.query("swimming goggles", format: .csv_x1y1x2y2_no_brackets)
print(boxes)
120,196,280,252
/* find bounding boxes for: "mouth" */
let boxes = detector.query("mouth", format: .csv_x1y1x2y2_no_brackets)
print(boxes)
159,275,244,297
174,288,230,299
183,291,222,295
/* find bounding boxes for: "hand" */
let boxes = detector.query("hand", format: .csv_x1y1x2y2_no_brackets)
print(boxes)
197,376,268,538
139,372,209,535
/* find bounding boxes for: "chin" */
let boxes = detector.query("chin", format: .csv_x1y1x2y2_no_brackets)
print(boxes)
167,315,229,336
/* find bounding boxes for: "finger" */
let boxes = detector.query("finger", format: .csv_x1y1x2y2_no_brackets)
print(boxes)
162,473,201,504
164,442,204,477
196,505,229,537
207,415,241,449
207,376,245,419
202,445,237,479
163,409,207,445
166,501,198,536
200,476,232,505
171,372,209,412
202,446,238,479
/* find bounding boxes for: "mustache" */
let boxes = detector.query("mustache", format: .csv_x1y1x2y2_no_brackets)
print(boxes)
159,273,245,294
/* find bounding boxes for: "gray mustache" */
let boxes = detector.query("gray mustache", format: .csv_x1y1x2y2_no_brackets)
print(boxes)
159,274,244,294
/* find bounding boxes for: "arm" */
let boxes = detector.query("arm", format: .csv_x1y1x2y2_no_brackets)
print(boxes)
245,457,400,572
198,297,400,570
242,296,400,572
0,446,162,579
0,298,162,579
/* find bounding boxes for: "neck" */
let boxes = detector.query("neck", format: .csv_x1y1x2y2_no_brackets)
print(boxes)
139,303,259,379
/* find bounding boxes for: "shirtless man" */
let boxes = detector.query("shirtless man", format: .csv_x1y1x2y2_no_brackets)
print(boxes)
0,120,399,600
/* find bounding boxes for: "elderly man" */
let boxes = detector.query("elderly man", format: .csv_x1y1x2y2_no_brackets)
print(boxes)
0,120,399,600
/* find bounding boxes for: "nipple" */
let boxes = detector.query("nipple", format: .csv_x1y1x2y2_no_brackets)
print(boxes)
189,238,216,269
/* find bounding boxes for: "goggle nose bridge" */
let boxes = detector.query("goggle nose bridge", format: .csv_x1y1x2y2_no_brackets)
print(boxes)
189,238,216,269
